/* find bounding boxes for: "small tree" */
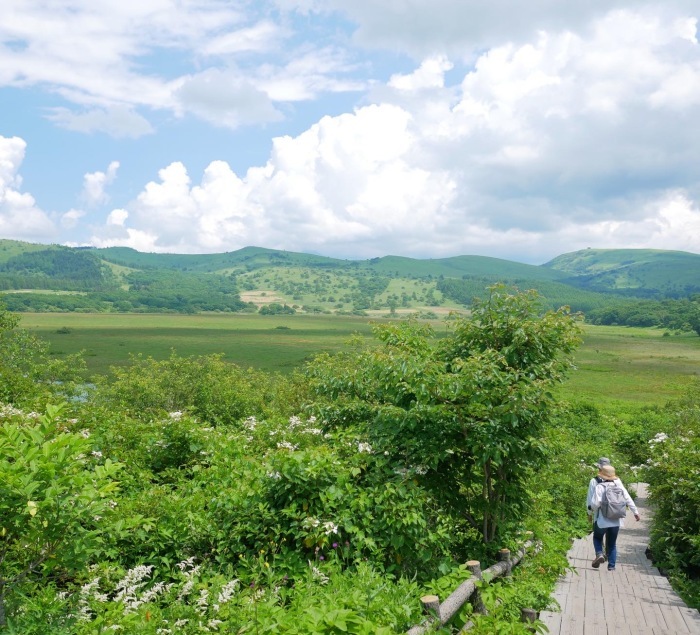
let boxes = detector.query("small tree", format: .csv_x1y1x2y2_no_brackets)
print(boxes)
305,285,581,544
0,300,86,406
0,403,121,626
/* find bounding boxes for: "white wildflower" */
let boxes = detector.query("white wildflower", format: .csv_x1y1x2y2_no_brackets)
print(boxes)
196,588,209,615
79,429,91,438
267,471,281,480
169,411,183,420
649,432,669,445
178,579,194,601
91,450,103,458
289,415,302,428
217,580,239,605
309,563,329,584
357,442,373,454
174,620,189,627
243,416,257,430
276,441,298,451
114,564,154,612
176,557,196,571
323,521,339,535
303,517,321,529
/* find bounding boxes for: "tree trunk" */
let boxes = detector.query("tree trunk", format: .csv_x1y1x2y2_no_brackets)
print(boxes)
0,587,6,628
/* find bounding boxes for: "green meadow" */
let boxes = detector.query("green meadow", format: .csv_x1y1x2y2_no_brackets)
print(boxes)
19,312,387,375
19,313,700,407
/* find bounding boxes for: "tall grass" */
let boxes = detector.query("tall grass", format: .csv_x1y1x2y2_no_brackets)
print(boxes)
19,313,700,406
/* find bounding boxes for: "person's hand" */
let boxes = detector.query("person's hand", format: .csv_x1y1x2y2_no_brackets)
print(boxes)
634,513,641,521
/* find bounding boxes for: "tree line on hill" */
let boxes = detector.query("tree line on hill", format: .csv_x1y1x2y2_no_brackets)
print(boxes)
2,245,700,332
586,297,700,335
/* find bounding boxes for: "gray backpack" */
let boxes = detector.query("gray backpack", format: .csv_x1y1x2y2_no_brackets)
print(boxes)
600,481,627,520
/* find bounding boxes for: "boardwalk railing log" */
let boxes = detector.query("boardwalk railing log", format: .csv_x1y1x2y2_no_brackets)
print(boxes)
407,533,539,634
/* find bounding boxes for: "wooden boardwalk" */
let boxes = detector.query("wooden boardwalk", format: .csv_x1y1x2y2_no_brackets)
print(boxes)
539,483,700,634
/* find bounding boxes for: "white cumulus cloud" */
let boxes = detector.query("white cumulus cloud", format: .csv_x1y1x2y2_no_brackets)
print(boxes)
82,161,120,206
0,136,56,240
87,8,700,262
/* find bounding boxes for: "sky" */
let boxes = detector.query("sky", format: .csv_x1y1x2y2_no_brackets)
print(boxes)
1,1,700,265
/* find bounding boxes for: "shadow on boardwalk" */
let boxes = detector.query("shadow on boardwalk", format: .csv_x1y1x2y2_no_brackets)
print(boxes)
539,483,700,635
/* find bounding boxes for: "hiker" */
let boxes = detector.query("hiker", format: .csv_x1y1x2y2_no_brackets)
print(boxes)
589,464,640,571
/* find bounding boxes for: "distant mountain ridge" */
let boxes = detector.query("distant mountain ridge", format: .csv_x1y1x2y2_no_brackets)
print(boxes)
1,239,699,314
544,248,700,298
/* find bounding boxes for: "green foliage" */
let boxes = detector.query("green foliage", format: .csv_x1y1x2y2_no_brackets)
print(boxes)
306,286,582,544
0,247,118,292
437,276,615,313
260,302,297,315
0,303,86,407
0,403,121,626
92,352,294,423
545,248,700,298
642,385,700,607
586,297,700,334
3,269,699,629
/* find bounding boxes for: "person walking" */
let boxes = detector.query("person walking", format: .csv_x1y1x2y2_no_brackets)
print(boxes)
587,457,611,559
589,464,640,571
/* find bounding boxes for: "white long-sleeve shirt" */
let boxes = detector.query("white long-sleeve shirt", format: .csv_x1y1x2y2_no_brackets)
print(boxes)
590,478,638,528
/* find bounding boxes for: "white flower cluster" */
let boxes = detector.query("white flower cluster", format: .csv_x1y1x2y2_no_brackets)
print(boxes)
214,579,239,612
168,411,183,421
302,517,339,535
177,558,201,601
357,442,373,454
276,441,298,451
288,415,303,429
0,403,23,418
649,432,669,445
114,564,156,613
243,416,257,431
309,563,330,585
322,521,339,535
303,517,321,529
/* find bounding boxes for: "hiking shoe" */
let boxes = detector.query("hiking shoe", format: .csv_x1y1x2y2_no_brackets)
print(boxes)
608,566,616,571
592,554,605,569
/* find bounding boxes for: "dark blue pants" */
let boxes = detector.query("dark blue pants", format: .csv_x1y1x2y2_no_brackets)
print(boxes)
593,522,620,568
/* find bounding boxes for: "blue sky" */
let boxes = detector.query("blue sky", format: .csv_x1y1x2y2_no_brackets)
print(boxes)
1,0,699,264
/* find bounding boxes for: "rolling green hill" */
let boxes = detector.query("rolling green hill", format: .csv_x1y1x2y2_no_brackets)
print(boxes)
544,248,700,298
1,239,699,314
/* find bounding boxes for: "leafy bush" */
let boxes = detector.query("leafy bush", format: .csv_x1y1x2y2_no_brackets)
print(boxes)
643,385,700,607
0,403,121,627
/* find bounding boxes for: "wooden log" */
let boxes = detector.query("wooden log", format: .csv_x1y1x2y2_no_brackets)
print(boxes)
521,608,538,633
499,549,512,576
438,578,477,624
420,595,440,616
406,538,538,634
521,607,537,623
466,560,487,615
